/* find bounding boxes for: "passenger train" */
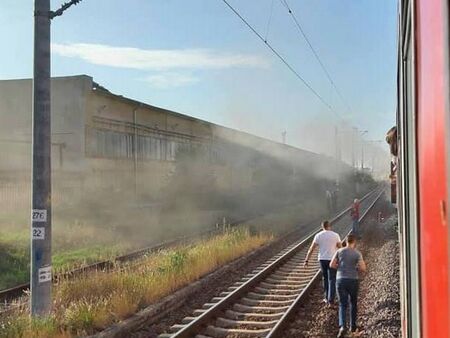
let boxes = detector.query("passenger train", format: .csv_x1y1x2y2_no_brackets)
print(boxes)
395,0,449,337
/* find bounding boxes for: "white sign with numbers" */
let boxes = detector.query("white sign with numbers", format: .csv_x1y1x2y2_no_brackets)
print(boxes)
38,266,52,283
32,227,45,240
32,209,47,222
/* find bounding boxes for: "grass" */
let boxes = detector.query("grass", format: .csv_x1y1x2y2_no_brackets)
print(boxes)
0,228,271,338
0,204,232,290
0,237,29,290
0,235,125,290
51,245,123,273
0,214,130,290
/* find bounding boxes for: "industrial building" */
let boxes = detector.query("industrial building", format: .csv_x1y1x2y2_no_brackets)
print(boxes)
0,75,350,209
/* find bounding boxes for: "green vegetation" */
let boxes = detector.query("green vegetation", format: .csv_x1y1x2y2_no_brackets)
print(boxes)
0,214,129,290
0,228,271,338
51,245,120,273
0,245,28,290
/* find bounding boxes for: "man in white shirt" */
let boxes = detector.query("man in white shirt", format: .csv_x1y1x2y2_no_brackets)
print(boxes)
304,220,342,305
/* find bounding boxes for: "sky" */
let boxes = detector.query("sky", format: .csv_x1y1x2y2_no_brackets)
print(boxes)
0,0,397,159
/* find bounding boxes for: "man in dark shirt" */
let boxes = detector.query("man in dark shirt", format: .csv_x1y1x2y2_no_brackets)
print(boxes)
330,234,366,337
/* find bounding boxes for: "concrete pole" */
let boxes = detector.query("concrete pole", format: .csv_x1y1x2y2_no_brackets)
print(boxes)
334,125,339,180
133,107,138,199
335,126,340,161
361,141,364,170
372,151,375,173
31,0,52,316
351,127,356,168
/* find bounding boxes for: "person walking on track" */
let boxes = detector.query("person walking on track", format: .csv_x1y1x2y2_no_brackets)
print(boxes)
350,199,360,237
304,220,341,305
330,234,366,337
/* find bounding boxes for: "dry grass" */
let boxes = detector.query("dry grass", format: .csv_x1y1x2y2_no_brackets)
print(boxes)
0,228,271,337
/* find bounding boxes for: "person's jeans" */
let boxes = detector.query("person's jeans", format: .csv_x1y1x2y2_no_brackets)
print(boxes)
319,260,337,303
337,278,359,330
352,219,359,236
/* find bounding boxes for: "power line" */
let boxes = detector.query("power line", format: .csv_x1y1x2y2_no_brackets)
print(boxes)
279,0,353,115
220,0,339,115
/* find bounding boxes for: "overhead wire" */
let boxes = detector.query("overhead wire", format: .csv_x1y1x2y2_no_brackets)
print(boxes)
220,0,340,117
278,0,354,116
264,0,275,42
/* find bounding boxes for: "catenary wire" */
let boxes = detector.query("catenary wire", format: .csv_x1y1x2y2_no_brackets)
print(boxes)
279,0,354,115
220,0,342,117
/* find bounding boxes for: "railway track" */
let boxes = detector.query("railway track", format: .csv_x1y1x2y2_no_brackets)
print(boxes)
159,188,384,338
0,187,380,320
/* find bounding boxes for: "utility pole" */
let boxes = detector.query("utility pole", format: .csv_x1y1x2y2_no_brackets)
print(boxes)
133,106,140,199
281,131,286,144
359,130,368,170
31,0,85,317
334,125,339,181
334,125,340,161
31,0,52,316
361,141,364,170
366,140,384,175
351,127,356,168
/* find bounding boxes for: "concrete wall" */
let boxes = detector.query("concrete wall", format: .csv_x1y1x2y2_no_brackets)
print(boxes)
0,75,91,172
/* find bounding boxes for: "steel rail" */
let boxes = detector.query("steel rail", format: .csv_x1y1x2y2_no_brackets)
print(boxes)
164,187,382,338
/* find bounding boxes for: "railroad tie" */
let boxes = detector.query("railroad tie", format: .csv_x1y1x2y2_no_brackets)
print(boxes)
246,291,298,301
224,309,284,321
233,303,290,313
240,297,294,307
215,316,279,329
204,325,271,338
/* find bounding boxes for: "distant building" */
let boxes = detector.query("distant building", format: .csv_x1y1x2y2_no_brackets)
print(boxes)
0,75,351,208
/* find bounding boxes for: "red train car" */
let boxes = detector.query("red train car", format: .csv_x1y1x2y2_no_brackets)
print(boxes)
397,0,450,337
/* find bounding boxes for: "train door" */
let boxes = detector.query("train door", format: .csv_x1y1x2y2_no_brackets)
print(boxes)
397,0,421,337
414,0,450,336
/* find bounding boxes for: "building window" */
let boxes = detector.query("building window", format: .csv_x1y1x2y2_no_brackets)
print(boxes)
86,127,198,162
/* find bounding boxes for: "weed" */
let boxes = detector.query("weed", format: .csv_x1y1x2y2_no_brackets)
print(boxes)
0,314,65,338
1,229,271,337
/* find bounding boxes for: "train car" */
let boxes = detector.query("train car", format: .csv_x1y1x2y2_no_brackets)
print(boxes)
396,0,450,337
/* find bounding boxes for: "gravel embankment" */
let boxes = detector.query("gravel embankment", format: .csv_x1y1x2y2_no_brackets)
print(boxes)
285,210,401,338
